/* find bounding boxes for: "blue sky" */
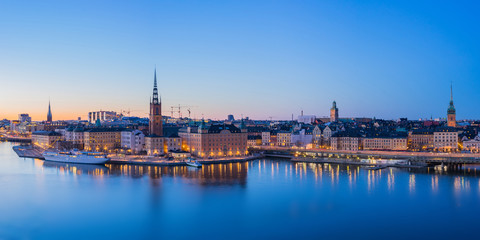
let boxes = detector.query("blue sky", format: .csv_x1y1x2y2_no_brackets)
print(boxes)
1,0,479,121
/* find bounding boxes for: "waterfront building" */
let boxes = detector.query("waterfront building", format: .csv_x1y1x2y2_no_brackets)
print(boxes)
165,133,182,152
330,101,339,122
330,131,361,151
88,111,118,124
447,84,456,127
312,125,323,148
408,129,434,151
145,137,165,155
247,135,262,147
32,131,63,149
463,133,480,152
83,128,123,152
322,125,341,147
433,127,458,152
291,129,313,148
363,135,408,151
178,123,248,158
261,131,277,146
47,100,52,122
121,129,145,153
277,131,292,147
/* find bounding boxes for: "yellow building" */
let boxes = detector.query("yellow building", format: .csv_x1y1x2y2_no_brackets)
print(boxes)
83,128,122,152
179,123,248,158
31,131,63,149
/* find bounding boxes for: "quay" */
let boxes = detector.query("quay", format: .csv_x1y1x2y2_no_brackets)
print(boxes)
252,146,480,168
108,154,262,166
291,156,427,169
12,144,262,167
12,145,44,159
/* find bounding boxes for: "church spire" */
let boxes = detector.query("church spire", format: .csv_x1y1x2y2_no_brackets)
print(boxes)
152,67,159,104
47,99,52,122
450,82,453,102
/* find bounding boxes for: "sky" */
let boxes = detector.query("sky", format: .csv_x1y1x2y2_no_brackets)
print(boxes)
1,0,479,121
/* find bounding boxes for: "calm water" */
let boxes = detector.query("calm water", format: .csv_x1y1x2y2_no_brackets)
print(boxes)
1,142,479,240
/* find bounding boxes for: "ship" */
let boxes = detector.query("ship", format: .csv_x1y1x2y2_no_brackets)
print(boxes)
185,157,202,168
42,150,110,165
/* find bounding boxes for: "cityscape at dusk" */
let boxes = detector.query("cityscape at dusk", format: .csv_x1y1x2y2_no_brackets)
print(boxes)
2,0,480,120
1,1,480,240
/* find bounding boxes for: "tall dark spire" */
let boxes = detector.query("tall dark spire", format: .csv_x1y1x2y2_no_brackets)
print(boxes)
47,99,52,122
152,67,159,104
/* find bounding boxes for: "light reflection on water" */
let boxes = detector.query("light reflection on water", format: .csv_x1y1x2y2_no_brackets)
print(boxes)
1,142,480,240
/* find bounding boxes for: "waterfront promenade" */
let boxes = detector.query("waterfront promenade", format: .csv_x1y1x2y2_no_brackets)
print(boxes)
252,146,480,165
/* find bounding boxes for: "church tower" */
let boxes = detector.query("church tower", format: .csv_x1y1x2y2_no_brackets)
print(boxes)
149,68,163,136
47,100,52,122
330,101,339,122
447,84,456,127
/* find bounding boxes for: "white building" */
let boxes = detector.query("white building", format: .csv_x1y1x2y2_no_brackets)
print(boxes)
121,130,145,153
312,125,322,147
433,128,458,151
463,134,480,152
291,129,313,148
88,111,118,123
298,115,316,124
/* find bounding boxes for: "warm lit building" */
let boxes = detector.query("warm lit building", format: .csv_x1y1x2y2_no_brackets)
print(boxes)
121,129,145,153
463,133,480,153
247,135,262,146
179,123,248,158
363,136,408,151
433,127,458,152
331,131,361,151
83,128,123,152
31,131,63,149
145,137,165,155
408,129,434,151
312,125,323,148
276,131,292,147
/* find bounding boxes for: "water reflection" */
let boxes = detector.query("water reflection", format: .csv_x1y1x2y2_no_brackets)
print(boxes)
39,157,480,193
41,161,248,187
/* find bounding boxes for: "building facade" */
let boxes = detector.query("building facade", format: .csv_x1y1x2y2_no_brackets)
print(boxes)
363,137,408,151
32,131,63,149
179,123,248,158
83,128,123,152
331,131,361,151
409,130,434,151
433,127,458,151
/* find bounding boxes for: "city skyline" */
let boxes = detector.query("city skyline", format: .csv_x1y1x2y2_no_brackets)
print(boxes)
1,0,479,120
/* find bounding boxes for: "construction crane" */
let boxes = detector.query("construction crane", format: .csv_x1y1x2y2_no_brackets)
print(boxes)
170,105,198,119
120,109,143,117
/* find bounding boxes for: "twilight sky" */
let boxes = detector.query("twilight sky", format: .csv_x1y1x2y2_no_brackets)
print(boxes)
1,0,479,121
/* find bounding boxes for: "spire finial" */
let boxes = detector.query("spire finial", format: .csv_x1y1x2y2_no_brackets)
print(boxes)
152,66,159,104
450,82,453,102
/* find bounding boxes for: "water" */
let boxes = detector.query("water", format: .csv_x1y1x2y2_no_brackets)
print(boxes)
1,142,479,240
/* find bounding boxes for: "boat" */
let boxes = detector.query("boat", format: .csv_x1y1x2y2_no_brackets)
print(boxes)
42,150,110,165
185,157,202,168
